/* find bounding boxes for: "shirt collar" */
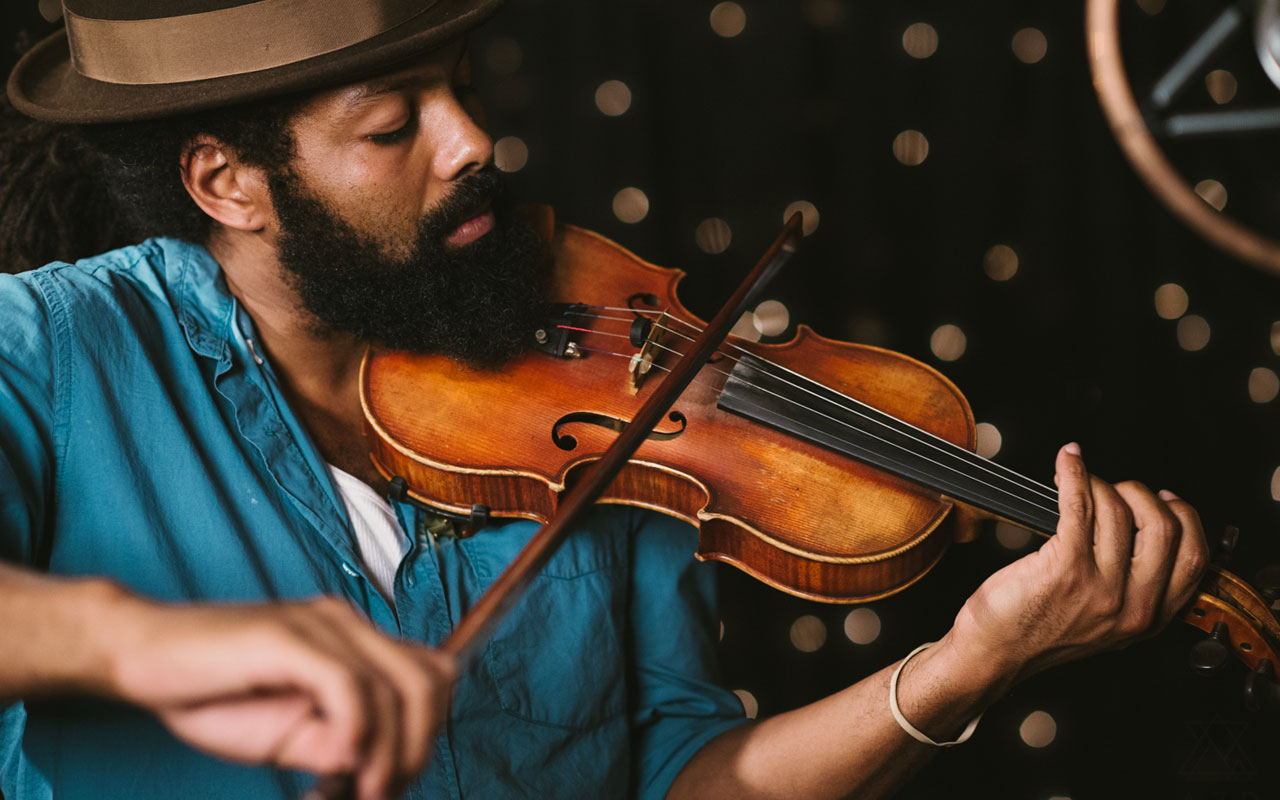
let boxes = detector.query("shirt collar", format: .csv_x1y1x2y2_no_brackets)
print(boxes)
162,237,236,363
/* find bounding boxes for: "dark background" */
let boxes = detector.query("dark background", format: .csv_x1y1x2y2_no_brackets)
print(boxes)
6,1,1280,798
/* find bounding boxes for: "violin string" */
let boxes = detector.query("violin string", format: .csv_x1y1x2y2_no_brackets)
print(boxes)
564,307,1060,510
563,309,1058,510
651,313,1059,504
569,306,1054,500
562,324,1062,523
568,339,1061,524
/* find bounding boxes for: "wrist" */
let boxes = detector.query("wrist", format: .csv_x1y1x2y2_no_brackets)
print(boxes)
75,578,151,699
891,630,1018,743
940,609,1035,690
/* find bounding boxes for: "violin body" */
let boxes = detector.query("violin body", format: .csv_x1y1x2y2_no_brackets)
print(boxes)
362,208,983,602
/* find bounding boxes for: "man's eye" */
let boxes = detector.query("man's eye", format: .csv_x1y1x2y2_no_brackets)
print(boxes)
368,118,415,144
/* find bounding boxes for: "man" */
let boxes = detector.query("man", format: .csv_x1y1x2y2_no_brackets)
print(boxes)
0,2,1208,799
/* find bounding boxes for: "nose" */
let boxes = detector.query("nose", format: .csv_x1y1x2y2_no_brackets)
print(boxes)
426,90,493,183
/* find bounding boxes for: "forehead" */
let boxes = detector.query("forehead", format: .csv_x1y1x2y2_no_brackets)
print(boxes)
304,38,469,118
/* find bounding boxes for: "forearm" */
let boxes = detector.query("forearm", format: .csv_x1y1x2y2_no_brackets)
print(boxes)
0,559,132,701
667,629,1014,800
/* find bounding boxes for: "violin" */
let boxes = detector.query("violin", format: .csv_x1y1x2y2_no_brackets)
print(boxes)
359,205,1280,695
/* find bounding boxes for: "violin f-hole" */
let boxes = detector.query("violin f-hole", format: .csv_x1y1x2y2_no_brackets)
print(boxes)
552,410,687,451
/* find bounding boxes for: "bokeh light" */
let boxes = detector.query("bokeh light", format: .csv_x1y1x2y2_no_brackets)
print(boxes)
1271,467,1280,502
843,608,882,644
753,300,790,337
783,200,820,236
733,689,759,719
1249,367,1280,403
1194,179,1228,211
996,521,1034,550
1154,283,1188,320
1205,70,1238,104
1137,0,1165,14
594,80,632,116
1176,315,1210,351
493,136,528,172
903,23,938,59
1012,28,1048,64
893,130,930,166
612,187,650,223
984,244,1019,281
485,38,523,74
930,324,967,361
976,422,1003,458
790,615,827,652
731,311,763,343
695,218,732,254
1020,710,1058,747
710,2,747,37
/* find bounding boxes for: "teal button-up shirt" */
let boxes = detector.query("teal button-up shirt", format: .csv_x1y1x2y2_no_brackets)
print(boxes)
0,239,745,799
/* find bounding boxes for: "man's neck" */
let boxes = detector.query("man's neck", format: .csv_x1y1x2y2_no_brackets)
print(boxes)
207,231,384,488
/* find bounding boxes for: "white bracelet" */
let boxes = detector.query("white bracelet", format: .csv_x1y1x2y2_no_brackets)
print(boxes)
889,641,983,747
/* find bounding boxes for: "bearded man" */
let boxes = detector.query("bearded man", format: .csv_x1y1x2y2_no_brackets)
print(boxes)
0,2,1208,799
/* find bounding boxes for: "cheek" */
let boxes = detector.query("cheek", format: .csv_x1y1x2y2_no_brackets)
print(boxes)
344,151,434,227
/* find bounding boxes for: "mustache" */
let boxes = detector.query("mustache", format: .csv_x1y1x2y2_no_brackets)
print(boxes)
426,166,506,237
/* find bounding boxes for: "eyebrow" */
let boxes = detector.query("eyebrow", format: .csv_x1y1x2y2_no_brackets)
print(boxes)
342,75,439,112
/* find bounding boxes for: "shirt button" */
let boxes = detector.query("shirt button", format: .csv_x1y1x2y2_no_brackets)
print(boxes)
341,562,358,578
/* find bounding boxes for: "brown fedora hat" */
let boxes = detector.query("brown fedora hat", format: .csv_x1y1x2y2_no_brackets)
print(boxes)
7,0,504,124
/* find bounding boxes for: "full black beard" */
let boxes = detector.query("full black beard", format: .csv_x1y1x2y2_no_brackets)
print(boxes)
269,166,547,368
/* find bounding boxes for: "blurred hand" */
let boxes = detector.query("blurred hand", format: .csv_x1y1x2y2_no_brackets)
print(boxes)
105,595,454,800
951,442,1208,681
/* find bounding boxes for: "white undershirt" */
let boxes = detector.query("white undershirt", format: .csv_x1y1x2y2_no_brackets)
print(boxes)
326,463,410,604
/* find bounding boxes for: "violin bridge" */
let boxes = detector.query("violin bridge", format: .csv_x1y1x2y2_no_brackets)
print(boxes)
628,311,669,394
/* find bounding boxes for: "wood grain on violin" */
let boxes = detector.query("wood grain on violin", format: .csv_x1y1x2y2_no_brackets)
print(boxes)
361,207,1280,691
362,207,982,603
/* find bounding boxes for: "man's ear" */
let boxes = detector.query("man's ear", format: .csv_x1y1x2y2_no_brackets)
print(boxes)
179,136,273,233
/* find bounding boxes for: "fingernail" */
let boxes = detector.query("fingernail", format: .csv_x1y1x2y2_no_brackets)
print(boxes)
1158,489,1179,501
1064,442,1082,456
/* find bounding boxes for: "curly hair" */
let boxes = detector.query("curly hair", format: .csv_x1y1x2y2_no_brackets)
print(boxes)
0,91,306,273
0,98,128,271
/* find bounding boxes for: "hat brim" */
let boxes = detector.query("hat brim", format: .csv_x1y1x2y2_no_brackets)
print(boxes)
7,0,503,124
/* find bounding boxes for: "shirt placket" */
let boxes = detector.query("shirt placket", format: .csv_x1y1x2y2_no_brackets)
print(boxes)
393,502,466,800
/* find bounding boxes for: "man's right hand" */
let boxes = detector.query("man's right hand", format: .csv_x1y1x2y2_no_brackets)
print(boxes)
103,591,455,800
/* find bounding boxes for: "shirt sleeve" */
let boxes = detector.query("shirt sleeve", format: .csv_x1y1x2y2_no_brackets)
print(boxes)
0,271,59,566
626,509,748,800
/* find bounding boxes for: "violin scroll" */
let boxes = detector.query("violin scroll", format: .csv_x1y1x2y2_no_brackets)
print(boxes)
1181,529,1280,710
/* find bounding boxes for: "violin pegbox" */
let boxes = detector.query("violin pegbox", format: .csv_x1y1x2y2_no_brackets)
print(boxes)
1181,534,1280,711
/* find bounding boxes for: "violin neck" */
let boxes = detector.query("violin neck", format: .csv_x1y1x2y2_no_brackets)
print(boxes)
717,353,1060,537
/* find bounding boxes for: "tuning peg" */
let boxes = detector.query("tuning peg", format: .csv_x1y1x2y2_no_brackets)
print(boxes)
1244,659,1280,712
1190,621,1232,675
1254,565,1280,607
1212,525,1240,567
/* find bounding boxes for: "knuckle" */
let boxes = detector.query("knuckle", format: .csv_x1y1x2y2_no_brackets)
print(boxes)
1152,512,1178,538
1112,505,1134,531
1089,590,1123,619
1183,547,1209,581
1114,479,1146,495
1061,495,1090,519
